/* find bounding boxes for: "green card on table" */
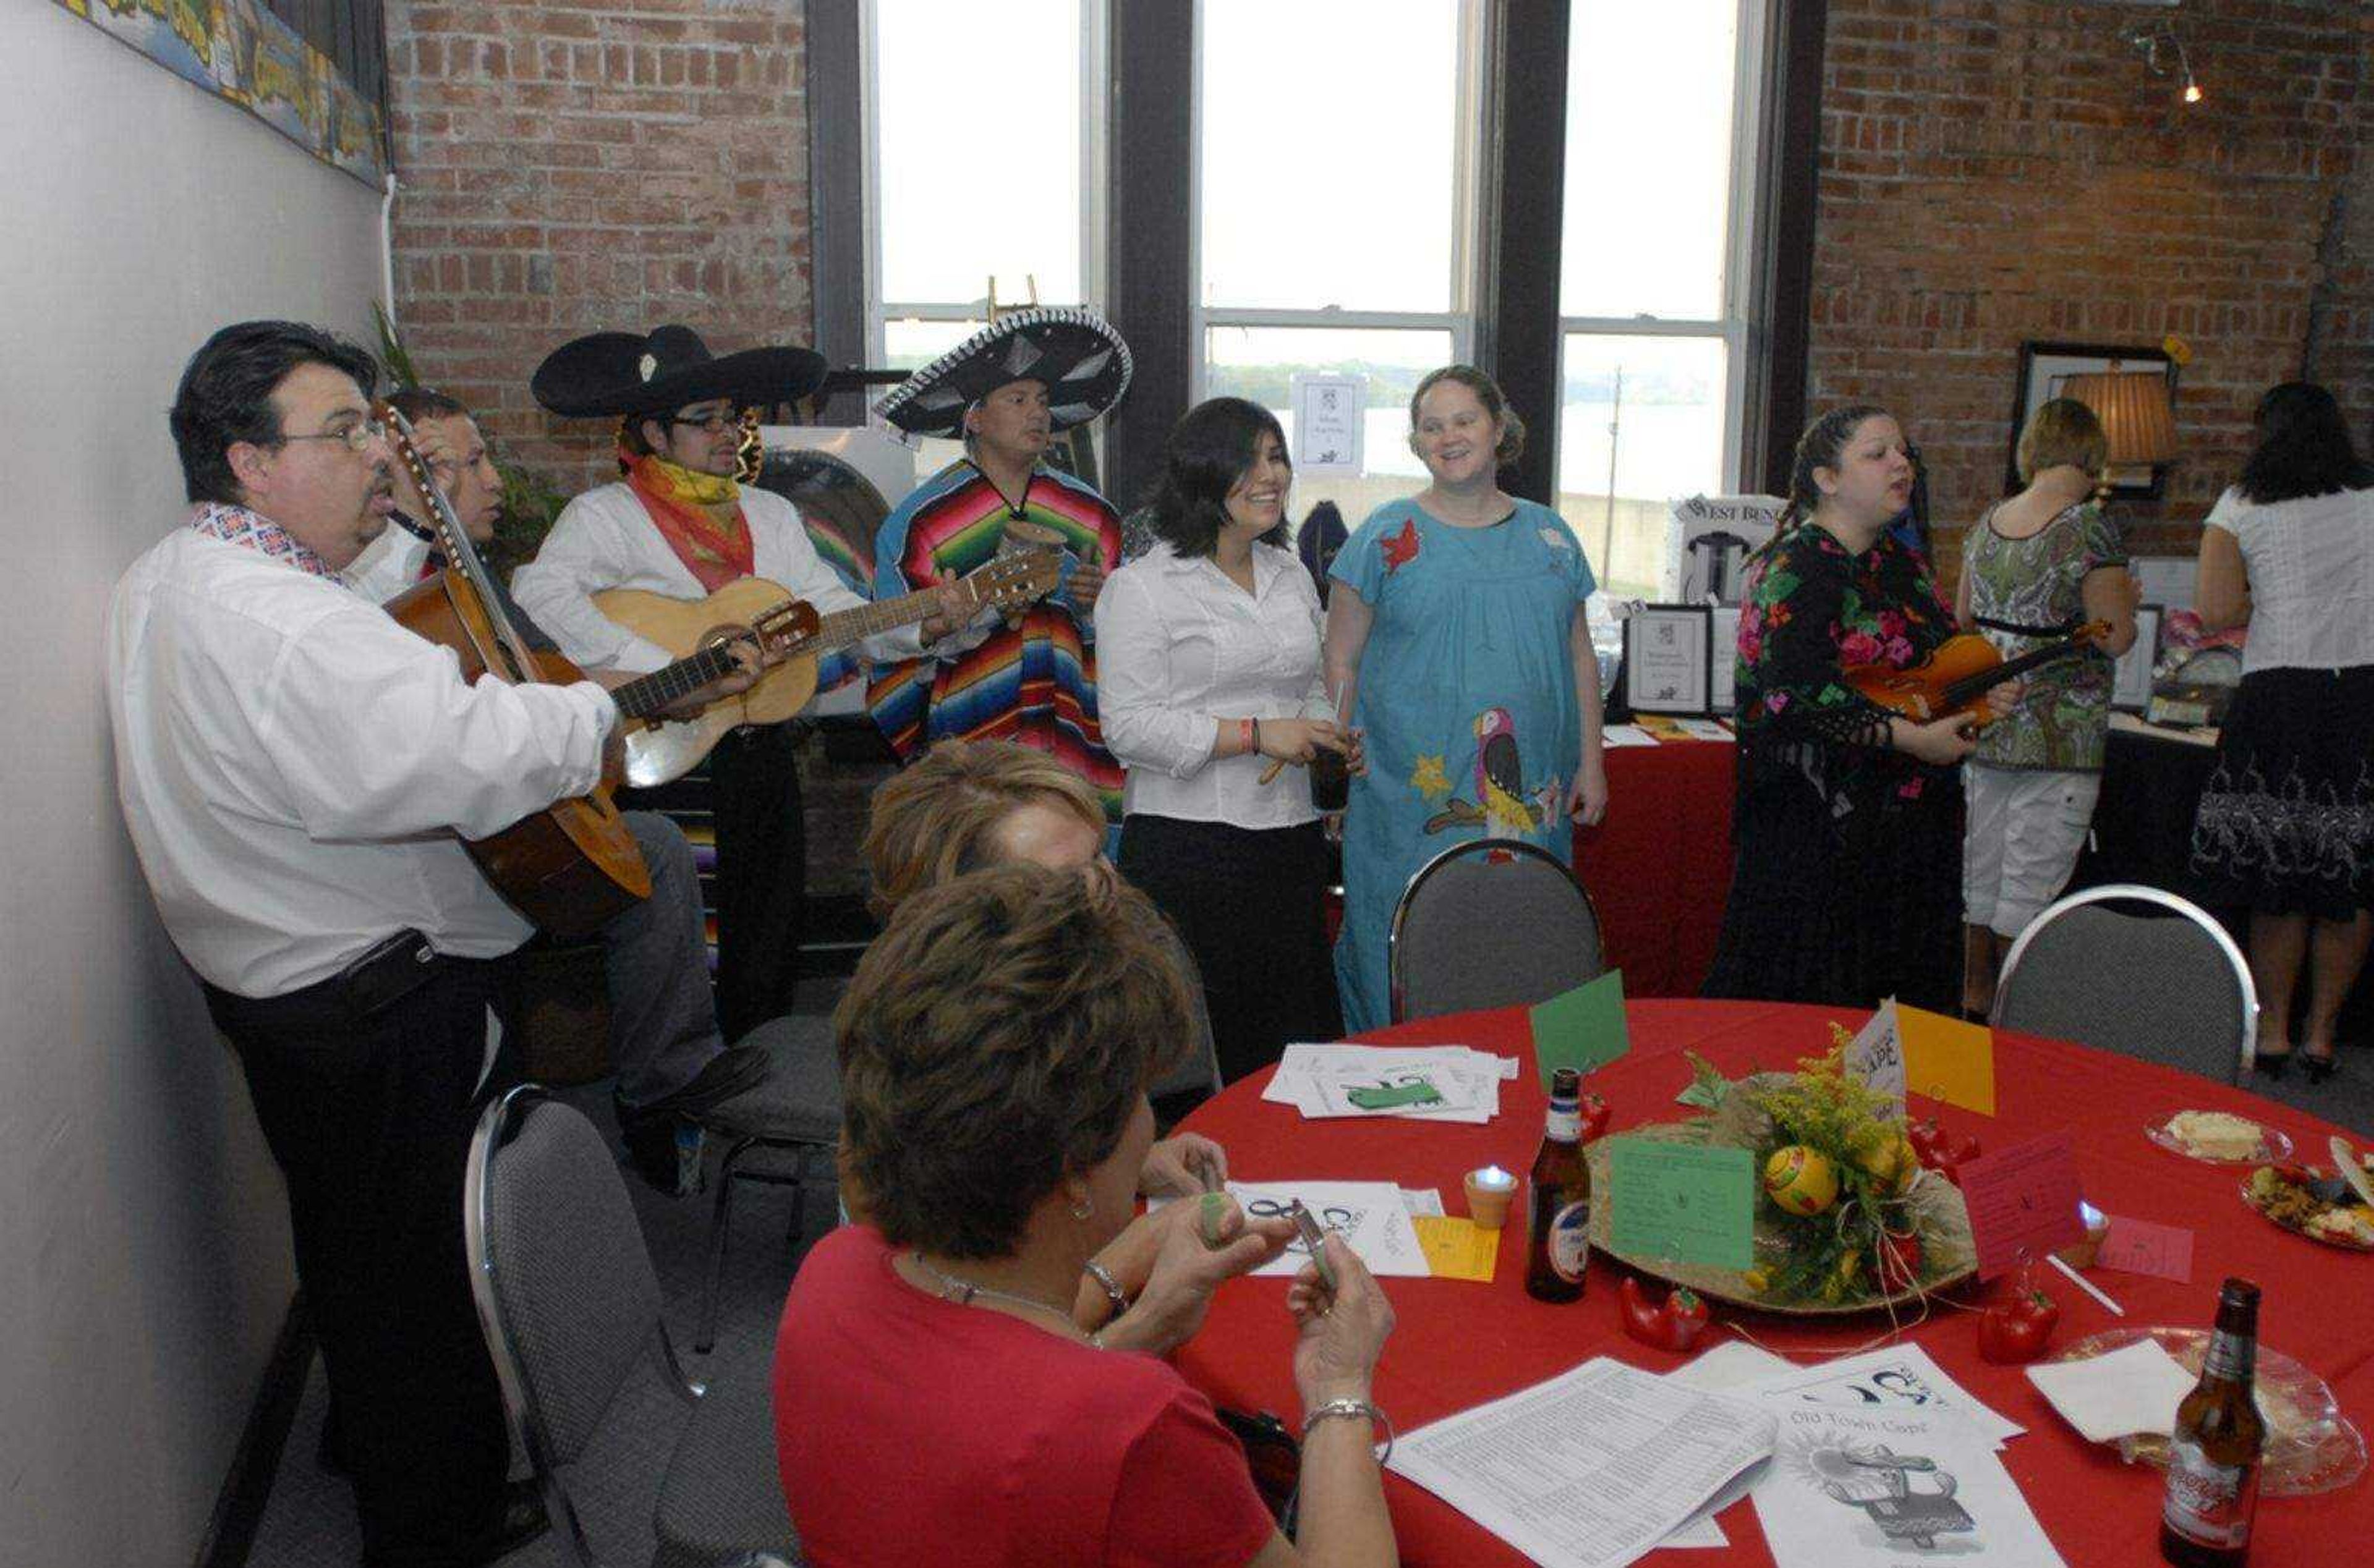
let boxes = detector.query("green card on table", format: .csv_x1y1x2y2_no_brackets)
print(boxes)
1609,1139,1756,1270
1529,969,1628,1090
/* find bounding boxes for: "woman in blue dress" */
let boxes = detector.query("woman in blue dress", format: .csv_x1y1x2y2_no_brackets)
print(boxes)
1324,365,1609,1031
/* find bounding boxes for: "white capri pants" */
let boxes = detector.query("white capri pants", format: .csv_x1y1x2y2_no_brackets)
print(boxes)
1962,765,2101,939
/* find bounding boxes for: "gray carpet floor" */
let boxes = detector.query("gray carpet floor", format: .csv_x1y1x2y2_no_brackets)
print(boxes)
245,1010,839,1568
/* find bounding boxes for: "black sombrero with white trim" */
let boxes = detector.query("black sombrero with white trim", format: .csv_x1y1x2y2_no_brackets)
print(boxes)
872,307,1133,439
530,323,828,419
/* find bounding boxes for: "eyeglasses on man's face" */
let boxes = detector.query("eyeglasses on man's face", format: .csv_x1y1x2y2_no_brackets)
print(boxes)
671,407,742,433
281,417,389,455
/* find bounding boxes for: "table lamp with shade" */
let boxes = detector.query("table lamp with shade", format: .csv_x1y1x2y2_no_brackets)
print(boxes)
2061,365,2177,486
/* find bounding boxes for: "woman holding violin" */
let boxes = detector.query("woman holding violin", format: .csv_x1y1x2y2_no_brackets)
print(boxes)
1704,405,2009,1012
1954,398,2140,1019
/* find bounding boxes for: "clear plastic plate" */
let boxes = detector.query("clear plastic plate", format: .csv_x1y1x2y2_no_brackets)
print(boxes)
2051,1326,2367,1496
2146,1116,2292,1166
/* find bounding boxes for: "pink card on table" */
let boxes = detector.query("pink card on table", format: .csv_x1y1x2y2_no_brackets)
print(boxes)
1957,1132,2085,1280
2098,1216,2194,1283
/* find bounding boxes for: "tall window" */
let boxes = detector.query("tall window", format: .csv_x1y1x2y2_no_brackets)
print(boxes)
1195,0,1483,533
864,0,1106,472
1558,0,1762,597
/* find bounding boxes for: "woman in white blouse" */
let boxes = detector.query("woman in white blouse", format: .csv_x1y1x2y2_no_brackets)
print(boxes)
2190,382,2374,1083
1096,399,1359,1080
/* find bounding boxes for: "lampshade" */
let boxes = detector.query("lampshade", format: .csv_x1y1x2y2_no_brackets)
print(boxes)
2062,368,2177,465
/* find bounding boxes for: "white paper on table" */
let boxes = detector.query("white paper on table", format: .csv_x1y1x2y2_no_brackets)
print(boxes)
2023,1339,2198,1444
1737,1345,2025,1448
1400,1188,1445,1218
1305,1064,1487,1120
1653,1346,1796,1548
1840,998,1905,1112
1673,718,1736,742
1601,724,1659,747
1386,1357,1776,1568
1264,1043,1506,1124
1222,1180,1431,1277
1750,1403,2064,1568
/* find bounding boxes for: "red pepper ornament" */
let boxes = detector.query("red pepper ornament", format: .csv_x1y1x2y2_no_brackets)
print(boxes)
1578,1091,1612,1143
1620,1276,1712,1352
1977,1268,2061,1363
1876,1227,1924,1291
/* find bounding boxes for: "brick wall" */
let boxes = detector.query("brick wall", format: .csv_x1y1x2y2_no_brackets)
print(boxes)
1808,0,2374,572
385,0,812,499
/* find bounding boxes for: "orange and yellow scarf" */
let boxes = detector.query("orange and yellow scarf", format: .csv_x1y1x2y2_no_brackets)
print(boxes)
620,443,752,592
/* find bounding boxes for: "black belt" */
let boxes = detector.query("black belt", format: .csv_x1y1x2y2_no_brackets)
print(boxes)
206,930,480,1030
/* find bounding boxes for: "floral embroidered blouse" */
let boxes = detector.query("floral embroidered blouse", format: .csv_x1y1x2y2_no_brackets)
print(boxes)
1732,524,1957,802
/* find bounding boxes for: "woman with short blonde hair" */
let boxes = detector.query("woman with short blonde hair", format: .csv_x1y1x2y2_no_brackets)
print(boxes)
1955,396,2140,1017
862,739,1107,917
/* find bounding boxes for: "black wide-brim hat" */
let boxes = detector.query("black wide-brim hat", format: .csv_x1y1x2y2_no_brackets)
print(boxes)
872,307,1133,439
531,324,829,419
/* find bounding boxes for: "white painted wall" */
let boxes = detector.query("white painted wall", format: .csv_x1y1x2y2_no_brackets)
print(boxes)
0,10,386,1564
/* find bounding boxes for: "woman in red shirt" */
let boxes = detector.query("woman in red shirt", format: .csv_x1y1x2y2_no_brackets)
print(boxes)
774,865,1398,1567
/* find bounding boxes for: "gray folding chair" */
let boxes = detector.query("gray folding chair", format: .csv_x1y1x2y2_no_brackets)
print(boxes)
1991,883,2258,1084
464,1085,799,1568
1388,838,1604,1023
692,1014,843,1353
1147,923,1225,1107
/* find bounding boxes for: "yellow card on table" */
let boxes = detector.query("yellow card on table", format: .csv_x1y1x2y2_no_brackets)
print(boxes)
1897,1002,1996,1116
1411,1216,1500,1282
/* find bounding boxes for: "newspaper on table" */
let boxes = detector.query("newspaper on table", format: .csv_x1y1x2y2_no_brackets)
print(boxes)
1385,1357,1776,1568
1262,1041,1518,1124
1654,1341,1798,1549
1748,1400,2064,1567
1734,1344,2025,1449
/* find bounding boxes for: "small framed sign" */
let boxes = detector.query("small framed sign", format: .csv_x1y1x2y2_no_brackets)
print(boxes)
2112,605,2163,713
1622,604,1712,716
1709,604,1742,715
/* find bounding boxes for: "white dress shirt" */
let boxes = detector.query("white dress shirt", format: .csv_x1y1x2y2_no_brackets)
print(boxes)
510,482,927,674
2203,483,2374,673
1095,540,1332,829
108,527,618,998
339,517,433,603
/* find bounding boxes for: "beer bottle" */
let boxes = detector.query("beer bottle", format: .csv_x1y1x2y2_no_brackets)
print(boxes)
1525,1067,1593,1302
2159,1278,2266,1567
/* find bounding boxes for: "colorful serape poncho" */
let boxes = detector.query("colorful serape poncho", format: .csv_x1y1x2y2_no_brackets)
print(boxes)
867,460,1126,826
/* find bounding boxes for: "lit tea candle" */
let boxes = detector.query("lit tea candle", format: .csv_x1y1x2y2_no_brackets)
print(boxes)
1465,1164,1518,1229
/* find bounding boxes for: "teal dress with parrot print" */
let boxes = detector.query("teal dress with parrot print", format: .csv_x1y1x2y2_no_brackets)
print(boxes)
1330,498,1596,1032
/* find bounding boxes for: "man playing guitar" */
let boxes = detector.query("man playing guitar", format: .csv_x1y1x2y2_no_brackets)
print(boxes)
347,385,781,1189
514,325,969,1036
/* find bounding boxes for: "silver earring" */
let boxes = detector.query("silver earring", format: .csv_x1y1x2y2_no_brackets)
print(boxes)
1070,1195,1094,1221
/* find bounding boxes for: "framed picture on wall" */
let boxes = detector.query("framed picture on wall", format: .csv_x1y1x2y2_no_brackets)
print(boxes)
2112,605,2163,713
2007,341,2179,499
1622,604,1712,716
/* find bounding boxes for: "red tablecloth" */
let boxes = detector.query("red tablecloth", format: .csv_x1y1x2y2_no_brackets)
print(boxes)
1575,740,1734,997
1175,1001,2374,1566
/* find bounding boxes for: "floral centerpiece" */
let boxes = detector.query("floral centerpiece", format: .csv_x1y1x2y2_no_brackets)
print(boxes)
1585,1028,1976,1315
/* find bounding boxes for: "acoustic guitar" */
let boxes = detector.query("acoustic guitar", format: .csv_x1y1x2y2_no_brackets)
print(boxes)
1844,619,2114,730
594,550,1063,788
378,405,652,939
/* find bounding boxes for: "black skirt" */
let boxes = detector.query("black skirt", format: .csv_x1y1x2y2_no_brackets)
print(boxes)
2190,665,2374,920
1117,815,1342,1083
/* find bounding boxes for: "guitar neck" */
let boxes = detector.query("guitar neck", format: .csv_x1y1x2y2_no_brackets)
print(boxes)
610,641,744,722
1940,634,2093,711
806,582,969,653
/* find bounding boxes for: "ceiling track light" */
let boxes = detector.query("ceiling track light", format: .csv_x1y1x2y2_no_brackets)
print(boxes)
2124,19,2203,106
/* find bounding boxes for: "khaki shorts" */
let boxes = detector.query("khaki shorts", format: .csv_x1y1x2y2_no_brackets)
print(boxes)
1963,766,2101,939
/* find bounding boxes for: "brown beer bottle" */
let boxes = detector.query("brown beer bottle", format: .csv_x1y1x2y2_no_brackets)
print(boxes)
1525,1067,1592,1302
2159,1278,2266,1567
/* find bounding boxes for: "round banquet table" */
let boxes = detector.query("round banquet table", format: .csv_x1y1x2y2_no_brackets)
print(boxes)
1172,1000,2374,1566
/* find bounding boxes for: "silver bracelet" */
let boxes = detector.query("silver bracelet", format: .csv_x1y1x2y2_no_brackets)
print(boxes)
1301,1397,1393,1464
1081,1259,1129,1323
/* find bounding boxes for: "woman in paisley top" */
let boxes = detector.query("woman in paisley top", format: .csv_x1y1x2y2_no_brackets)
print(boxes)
1954,398,2140,1017
1704,405,2004,1012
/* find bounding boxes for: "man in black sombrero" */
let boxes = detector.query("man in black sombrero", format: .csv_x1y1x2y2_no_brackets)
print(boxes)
867,307,1135,836
515,325,966,1042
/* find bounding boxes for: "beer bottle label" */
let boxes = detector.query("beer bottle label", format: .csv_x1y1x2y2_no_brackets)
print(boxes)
1549,1200,1592,1282
1545,1107,1580,1141
2162,1438,2253,1549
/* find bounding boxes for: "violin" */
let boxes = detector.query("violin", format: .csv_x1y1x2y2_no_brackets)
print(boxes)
1844,620,2113,729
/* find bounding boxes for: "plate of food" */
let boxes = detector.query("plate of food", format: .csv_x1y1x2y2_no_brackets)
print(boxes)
2148,1109,2292,1165
2051,1326,2366,1496
2240,1163,2374,1251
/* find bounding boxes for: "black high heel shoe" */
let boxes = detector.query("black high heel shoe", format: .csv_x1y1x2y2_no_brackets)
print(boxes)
2300,1051,2338,1085
2252,1050,2292,1080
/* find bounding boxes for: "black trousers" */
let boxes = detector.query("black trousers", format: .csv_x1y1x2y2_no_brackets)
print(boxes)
1118,815,1343,1083
205,953,516,1568
710,723,807,1039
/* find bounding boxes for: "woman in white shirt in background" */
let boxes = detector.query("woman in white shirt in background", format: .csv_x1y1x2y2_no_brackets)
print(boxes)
1096,399,1359,1082
2190,381,2374,1084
